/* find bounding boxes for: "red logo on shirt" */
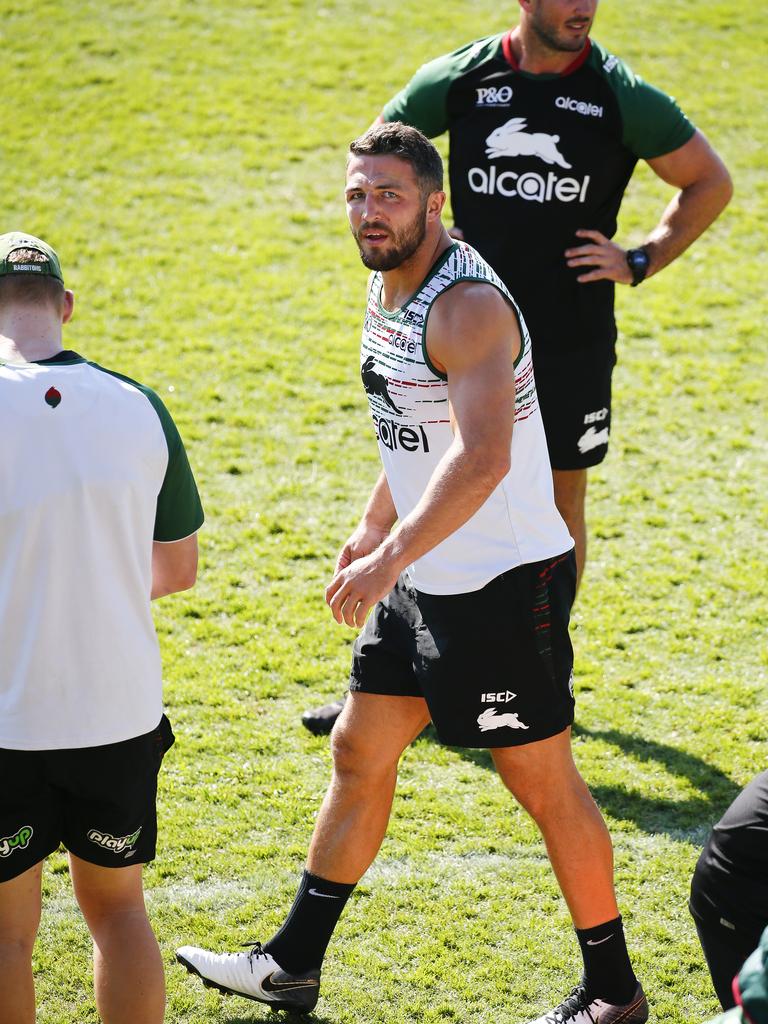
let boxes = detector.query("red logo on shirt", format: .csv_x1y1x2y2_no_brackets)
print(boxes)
44,387,61,408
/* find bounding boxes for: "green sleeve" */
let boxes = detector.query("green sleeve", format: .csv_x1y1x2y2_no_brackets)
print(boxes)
601,51,696,158
142,389,205,542
382,34,505,138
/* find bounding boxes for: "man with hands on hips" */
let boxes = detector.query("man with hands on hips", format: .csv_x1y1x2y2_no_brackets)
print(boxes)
302,0,732,734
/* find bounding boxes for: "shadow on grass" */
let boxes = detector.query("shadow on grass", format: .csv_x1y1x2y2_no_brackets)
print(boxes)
223,1014,335,1024
423,724,740,838
574,725,740,835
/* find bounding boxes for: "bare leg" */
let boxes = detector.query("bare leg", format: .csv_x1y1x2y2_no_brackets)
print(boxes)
69,856,165,1024
0,862,42,1024
552,468,588,592
307,692,431,883
492,727,618,928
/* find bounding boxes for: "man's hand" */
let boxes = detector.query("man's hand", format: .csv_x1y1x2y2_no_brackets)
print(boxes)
334,521,391,574
564,229,633,284
326,550,400,628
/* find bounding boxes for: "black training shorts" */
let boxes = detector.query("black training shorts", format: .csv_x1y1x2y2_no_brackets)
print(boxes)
350,552,576,748
534,347,617,471
0,716,175,882
690,770,768,1007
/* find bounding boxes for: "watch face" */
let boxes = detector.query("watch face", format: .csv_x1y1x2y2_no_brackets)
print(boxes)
628,249,649,284
630,250,649,271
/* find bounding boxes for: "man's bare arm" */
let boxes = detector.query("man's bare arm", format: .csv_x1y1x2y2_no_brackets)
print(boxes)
334,470,398,574
564,129,732,284
326,283,519,626
151,533,199,599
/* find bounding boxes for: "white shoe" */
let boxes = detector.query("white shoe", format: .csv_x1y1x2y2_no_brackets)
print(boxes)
526,982,648,1024
176,941,320,1011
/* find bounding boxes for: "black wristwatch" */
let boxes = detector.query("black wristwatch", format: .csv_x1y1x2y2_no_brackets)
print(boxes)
626,247,650,287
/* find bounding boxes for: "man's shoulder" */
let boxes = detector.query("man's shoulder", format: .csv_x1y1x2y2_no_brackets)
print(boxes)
583,39,644,92
424,32,506,77
585,38,695,156
394,32,506,99
586,38,675,99
86,360,162,404
429,270,516,341
431,277,511,324
86,360,178,430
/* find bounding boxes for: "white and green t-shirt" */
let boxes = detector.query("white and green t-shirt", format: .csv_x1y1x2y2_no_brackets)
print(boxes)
0,351,204,750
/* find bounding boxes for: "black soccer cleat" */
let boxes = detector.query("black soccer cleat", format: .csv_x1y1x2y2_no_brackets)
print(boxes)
301,695,347,736
524,982,649,1024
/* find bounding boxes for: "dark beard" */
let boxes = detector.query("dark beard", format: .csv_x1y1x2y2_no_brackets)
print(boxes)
530,19,588,53
354,205,428,271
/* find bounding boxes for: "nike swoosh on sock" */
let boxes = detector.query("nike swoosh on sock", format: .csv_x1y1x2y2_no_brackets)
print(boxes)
586,934,614,946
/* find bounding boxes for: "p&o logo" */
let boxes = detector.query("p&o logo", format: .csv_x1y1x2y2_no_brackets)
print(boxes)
476,85,513,107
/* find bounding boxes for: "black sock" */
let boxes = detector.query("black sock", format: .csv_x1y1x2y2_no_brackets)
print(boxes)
576,916,637,1005
263,870,356,975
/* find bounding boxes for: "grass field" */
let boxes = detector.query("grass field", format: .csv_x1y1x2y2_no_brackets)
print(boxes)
3,1,767,1021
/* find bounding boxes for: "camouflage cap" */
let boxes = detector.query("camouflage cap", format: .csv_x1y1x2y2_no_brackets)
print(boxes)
0,231,63,282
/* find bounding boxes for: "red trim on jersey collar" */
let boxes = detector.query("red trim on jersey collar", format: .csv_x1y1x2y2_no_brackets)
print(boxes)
502,31,592,75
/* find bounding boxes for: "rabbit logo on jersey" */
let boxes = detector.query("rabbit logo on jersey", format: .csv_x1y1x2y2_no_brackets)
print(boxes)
469,118,590,204
486,118,571,167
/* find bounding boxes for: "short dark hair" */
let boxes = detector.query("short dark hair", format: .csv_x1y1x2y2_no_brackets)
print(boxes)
349,122,443,195
0,274,65,311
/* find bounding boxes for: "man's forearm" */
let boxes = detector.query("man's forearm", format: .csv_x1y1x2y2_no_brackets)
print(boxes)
360,469,398,531
644,175,733,277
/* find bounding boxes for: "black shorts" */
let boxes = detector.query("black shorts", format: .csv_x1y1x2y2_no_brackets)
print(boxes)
349,552,576,748
534,347,616,470
0,716,174,883
690,770,768,1007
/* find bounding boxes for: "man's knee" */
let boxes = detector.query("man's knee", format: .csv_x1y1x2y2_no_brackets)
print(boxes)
0,933,37,963
330,721,399,780
494,745,591,823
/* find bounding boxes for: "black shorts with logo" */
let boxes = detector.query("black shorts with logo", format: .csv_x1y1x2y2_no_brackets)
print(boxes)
534,347,617,471
349,552,576,748
0,716,175,883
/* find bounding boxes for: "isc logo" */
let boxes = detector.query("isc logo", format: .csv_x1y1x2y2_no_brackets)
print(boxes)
480,690,517,704
476,85,513,106
583,407,608,425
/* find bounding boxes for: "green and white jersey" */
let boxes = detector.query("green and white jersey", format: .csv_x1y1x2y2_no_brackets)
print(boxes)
383,35,695,358
0,351,204,750
362,242,572,595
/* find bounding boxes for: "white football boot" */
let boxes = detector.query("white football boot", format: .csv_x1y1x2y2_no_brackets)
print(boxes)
176,941,320,1011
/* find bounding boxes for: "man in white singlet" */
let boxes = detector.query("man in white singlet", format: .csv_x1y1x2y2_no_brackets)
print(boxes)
178,124,647,1024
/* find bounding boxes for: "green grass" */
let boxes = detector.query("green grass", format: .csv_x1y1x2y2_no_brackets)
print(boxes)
2,0,767,1021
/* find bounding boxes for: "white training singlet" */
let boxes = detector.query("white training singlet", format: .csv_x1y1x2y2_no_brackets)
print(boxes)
0,353,203,750
360,241,572,595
